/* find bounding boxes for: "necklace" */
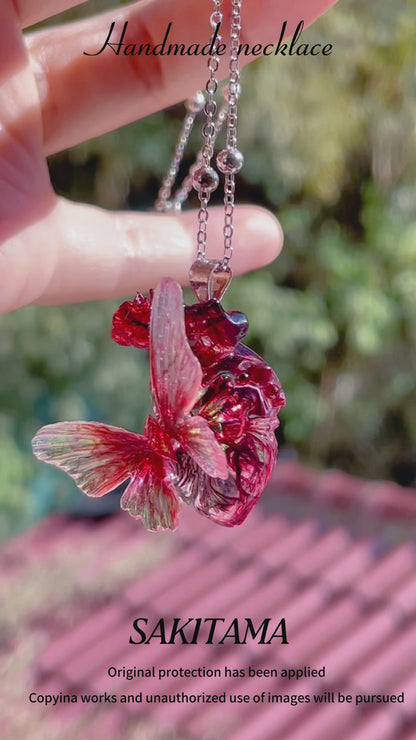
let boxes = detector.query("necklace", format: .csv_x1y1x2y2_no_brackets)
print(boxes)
32,0,285,532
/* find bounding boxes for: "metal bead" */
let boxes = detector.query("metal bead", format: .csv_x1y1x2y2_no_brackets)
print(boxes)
192,166,220,193
223,82,242,102
216,148,244,174
186,91,205,113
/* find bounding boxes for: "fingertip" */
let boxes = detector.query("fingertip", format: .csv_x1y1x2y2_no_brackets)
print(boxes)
231,205,284,274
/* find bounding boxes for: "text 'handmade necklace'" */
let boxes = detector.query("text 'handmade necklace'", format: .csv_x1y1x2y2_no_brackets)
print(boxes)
32,0,285,532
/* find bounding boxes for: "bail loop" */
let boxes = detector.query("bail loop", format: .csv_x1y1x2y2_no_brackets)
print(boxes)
189,258,232,303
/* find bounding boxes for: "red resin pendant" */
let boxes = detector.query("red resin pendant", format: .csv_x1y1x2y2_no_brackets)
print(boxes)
32,279,285,531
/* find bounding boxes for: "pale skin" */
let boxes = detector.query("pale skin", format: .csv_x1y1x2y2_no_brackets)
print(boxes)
1,0,337,315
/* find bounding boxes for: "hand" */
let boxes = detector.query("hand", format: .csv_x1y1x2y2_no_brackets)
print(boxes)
1,0,337,314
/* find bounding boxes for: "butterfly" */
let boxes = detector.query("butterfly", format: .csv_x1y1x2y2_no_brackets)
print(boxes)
32,278,285,531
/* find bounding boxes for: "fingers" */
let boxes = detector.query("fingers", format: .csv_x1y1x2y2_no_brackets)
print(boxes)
26,0,339,154
15,1,88,29
0,199,282,314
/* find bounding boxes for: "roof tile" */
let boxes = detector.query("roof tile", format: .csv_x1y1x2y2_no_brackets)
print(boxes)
351,621,416,692
355,543,416,607
123,544,206,607
270,462,319,498
289,527,353,582
363,482,416,520
315,470,363,511
322,537,376,597
390,572,416,619
52,612,132,688
346,710,402,740
37,602,128,679
317,610,397,685
391,665,416,719
260,518,319,572
282,702,358,740
149,552,235,613
227,515,290,562
286,595,362,664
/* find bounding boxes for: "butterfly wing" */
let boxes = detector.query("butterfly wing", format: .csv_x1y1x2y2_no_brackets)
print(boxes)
32,420,180,530
121,458,180,531
150,278,228,480
31,421,148,497
150,277,203,420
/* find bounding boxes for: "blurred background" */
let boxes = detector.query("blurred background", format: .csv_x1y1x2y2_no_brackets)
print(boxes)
1,0,415,541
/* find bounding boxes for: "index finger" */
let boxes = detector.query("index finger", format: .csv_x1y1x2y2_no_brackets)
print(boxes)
26,0,338,155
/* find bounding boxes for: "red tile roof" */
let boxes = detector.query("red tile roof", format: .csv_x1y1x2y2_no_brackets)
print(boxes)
1,460,416,740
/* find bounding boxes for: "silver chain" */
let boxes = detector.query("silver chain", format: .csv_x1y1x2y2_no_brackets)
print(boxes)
155,0,244,299
222,0,243,267
154,106,200,213
194,0,224,259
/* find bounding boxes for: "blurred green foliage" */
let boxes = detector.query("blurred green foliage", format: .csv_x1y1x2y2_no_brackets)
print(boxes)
1,0,415,537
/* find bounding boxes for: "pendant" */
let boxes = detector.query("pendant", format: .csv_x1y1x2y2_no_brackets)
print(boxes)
31,4,284,533
32,278,285,532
